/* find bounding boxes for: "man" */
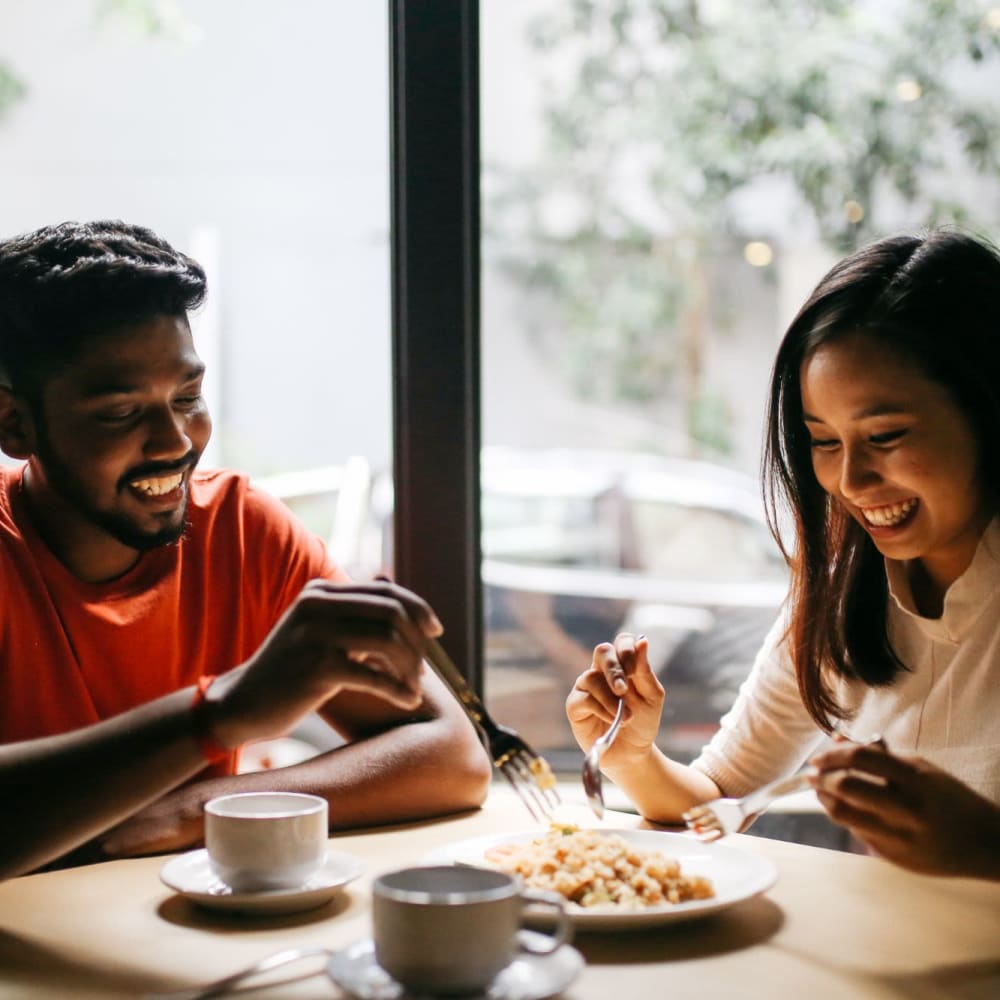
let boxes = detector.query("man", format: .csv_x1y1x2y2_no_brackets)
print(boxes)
0,220,491,879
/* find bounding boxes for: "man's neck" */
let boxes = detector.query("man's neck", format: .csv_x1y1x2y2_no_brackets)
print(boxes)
20,467,142,583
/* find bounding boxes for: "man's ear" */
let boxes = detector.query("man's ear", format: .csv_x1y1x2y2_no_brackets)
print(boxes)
0,386,37,459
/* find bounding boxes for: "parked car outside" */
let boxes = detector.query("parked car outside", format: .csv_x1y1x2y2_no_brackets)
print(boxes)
479,447,790,762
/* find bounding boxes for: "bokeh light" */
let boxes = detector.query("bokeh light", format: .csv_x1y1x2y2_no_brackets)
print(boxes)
743,241,773,267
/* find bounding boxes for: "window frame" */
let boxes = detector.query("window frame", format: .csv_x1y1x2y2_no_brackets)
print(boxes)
389,0,483,688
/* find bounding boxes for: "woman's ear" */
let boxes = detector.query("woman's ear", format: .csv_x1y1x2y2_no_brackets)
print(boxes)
0,386,37,459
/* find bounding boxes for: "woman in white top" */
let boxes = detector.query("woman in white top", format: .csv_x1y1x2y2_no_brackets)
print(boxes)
567,229,1000,880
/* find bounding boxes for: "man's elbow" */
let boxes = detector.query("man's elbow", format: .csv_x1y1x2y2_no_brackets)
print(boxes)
444,719,493,810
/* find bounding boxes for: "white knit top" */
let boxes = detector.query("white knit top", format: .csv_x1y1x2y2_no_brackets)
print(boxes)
691,517,1000,803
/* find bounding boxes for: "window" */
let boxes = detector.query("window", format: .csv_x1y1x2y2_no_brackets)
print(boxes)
479,0,1000,769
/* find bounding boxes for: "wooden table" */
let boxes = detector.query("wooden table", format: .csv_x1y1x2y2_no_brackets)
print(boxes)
0,785,997,999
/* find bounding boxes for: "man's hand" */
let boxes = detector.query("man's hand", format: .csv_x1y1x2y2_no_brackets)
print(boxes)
810,741,1000,880
98,784,208,857
566,633,664,769
208,579,442,750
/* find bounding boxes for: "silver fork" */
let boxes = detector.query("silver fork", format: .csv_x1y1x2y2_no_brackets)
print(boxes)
423,637,560,823
581,697,625,820
146,947,334,999
682,767,818,841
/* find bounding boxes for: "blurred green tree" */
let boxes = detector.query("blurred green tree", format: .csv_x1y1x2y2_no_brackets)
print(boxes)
0,64,25,124
488,0,1000,454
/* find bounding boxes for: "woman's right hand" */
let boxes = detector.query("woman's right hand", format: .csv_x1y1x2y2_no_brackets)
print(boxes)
565,633,665,767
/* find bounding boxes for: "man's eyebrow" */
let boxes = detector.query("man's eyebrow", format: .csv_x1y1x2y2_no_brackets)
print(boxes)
803,403,909,422
79,363,206,399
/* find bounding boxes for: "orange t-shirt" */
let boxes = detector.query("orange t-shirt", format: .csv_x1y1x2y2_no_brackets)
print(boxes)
0,466,347,762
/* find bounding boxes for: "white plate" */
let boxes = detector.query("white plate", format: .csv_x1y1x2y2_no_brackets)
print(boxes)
160,848,365,915
423,828,777,930
326,936,583,1000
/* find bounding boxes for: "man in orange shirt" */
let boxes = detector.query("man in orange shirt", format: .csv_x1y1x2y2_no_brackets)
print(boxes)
0,220,491,879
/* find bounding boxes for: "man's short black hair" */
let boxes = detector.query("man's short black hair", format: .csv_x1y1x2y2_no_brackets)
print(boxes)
0,220,207,398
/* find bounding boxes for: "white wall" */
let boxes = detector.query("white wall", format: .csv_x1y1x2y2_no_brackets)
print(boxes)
0,0,392,474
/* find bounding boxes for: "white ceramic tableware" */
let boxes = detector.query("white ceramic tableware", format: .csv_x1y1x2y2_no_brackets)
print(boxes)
327,935,584,1000
424,828,779,930
159,847,364,915
372,865,572,996
204,791,328,893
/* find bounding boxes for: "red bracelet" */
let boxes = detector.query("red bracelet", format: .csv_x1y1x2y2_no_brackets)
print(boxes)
190,675,233,764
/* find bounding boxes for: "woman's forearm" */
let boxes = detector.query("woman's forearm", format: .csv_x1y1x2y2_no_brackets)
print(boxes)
602,745,721,824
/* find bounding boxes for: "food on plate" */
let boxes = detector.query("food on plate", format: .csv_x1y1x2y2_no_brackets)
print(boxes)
485,825,715,908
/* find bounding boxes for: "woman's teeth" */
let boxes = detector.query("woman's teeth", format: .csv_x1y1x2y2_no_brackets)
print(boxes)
131,473,184,497
861,498,917,527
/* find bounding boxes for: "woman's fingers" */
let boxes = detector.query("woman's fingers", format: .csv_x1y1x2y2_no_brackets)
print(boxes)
813,770,921,832
594,640,629,696
597,633,658,699
624,634,663,702
569,667,621,723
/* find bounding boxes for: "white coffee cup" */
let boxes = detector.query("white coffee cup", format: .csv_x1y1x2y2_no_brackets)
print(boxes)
204,791,328,893
372,865,572,996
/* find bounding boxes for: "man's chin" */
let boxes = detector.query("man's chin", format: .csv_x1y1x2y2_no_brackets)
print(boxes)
99,511,189,552
127,523,187,552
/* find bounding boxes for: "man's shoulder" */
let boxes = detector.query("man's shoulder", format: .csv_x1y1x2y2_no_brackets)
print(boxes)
184,467,342,582
189,468,294,522
189,467,250,506
187,467,313,549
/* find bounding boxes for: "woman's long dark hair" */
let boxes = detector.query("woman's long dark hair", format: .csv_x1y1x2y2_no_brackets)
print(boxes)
762,229,1000,730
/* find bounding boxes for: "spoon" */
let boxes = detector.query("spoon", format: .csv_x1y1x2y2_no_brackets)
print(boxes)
581,698,625,820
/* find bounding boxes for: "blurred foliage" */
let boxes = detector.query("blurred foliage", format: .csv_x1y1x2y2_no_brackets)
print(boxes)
488,0,1000,453
0,63,26,125
93,0,201,41
0,0,194,128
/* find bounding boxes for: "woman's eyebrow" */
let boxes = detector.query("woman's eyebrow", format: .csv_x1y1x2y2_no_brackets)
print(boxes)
803,403,909,423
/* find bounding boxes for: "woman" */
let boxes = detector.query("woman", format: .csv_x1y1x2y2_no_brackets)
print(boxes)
567,230,1000,879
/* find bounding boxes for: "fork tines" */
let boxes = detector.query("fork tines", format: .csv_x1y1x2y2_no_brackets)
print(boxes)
681,802,727,842
418,636,560,824
496,748,560,823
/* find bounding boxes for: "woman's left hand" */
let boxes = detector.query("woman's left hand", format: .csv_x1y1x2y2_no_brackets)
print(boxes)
809,741,1000,880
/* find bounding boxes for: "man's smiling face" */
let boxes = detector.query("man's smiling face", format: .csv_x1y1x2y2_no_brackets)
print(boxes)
25,314,212,565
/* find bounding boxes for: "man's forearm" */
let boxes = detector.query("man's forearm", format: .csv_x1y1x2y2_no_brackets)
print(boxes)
0,687,209,879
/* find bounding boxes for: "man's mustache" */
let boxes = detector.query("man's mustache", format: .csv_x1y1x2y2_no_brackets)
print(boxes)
118,451,198,488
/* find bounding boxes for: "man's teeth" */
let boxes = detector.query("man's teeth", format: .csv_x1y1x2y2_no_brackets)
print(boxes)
131,473,184,496
861,498,917,527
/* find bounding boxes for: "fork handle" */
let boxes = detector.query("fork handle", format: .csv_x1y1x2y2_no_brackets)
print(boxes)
743,767,818,813
423,637,495,735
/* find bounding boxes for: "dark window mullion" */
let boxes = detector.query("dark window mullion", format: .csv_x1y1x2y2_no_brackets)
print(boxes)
389,0,482,688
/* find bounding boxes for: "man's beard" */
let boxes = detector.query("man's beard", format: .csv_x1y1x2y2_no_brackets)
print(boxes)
34,432,196,552
89,503,190,552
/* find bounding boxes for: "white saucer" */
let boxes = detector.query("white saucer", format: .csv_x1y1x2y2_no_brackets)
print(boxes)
159,848,365,915
326,936,584,1000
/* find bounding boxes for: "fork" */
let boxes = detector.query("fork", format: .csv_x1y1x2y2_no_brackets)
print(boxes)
581,697,625,820
146,947,334,999
423,637,560,823
682,767,818,841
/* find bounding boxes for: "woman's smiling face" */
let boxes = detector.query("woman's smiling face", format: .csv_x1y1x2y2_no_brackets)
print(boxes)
800,331,994,594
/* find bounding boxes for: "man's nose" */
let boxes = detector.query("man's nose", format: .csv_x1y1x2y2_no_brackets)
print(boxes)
143,406,192,459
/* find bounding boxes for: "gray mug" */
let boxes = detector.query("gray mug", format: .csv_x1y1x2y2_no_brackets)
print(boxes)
372,865,572,996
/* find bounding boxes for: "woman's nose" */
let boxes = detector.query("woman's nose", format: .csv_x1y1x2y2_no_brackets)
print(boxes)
839,445,880,497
